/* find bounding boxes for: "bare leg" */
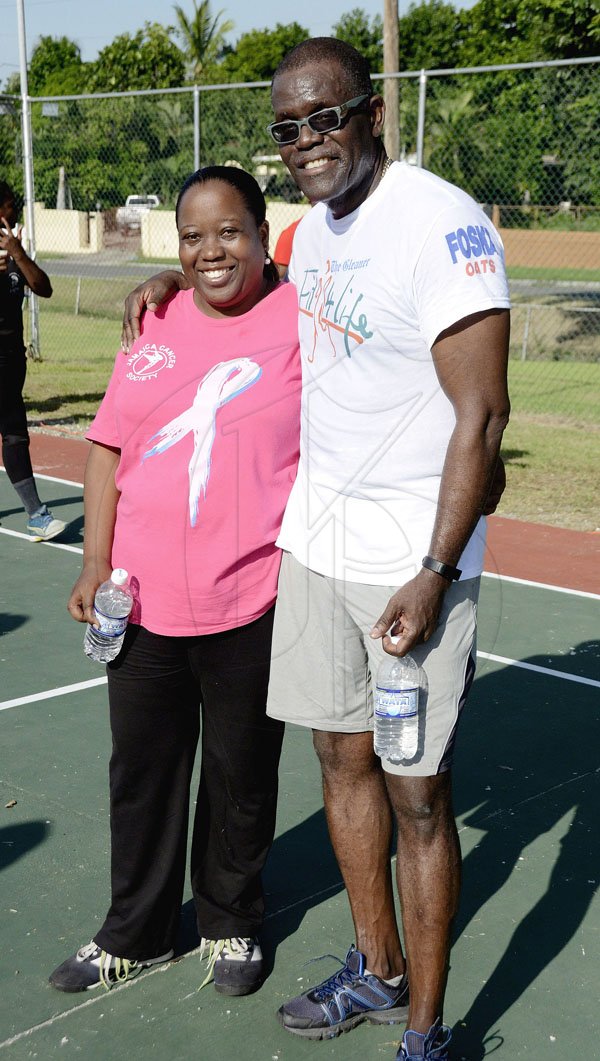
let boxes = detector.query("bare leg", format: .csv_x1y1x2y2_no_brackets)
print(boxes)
385,770,460,1033
313,729,406,979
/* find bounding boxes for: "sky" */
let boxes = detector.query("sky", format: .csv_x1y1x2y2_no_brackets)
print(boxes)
3,0,470,85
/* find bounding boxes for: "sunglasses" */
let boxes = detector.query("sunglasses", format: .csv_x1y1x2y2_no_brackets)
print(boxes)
267,94,371,146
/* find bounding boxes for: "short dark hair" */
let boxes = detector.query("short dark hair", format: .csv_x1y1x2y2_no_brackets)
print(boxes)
0,180,14,204
175,166,279,284
176,166,266,227
272,37,373,99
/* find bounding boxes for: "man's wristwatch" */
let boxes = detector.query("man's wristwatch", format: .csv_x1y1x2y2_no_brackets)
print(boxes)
421,555,462,582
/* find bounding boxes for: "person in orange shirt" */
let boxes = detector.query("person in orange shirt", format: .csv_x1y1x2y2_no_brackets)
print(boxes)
273,217,303,279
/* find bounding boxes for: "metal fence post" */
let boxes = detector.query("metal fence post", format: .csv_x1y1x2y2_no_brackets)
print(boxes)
16,0,40,358
193,85,200,171
521,304,532,361
416,69,427,168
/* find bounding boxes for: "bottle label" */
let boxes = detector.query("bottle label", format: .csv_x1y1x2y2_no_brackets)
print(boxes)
375,685,418,719
94,605,128,639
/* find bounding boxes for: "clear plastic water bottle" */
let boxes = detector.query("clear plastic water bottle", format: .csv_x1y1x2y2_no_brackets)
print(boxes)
374,644,421,762
83,569,133,663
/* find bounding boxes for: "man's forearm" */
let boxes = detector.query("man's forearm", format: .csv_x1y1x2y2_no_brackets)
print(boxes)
427,308,511,573
426,413,508,570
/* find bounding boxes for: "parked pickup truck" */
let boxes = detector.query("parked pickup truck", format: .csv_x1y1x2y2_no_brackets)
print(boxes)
116,194,160,233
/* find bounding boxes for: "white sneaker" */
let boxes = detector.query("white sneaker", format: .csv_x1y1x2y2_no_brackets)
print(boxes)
27,507,66,542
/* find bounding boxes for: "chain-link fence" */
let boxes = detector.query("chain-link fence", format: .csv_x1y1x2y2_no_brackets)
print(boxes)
0,55,598,428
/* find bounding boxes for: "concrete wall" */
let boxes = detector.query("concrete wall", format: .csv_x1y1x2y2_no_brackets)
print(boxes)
141,201,312,262
141,210,178,259
141,213,597,270
33,203,104,254
33,201,597,272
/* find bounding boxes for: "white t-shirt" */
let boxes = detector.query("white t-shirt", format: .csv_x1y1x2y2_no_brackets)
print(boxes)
277,161,511,586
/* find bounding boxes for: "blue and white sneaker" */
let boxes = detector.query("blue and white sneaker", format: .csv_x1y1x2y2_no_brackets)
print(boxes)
27,506,66,542
277,944,409,1040
396,1018,452,1059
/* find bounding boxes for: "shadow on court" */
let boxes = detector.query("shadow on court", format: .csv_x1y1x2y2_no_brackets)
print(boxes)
0,821,50,872
176,806,344,972
164,642,600,1058
0,612,29,635
54,511,84,543
0,494,84,545
451,641,600,1058
0,494,83,521
2,529,597,1058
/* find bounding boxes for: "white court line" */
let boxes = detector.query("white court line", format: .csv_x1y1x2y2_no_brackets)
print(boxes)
0,467,83,552
3,468,599,598
0,959,173,1049
0,466,83,489
1,525,597,595
482,569,600,601
0,526,83,554
0,677,107,712
31,471,84,489
477,651,600,689
2,652,598,713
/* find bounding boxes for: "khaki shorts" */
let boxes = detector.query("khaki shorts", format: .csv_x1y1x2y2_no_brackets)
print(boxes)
267,552,480,776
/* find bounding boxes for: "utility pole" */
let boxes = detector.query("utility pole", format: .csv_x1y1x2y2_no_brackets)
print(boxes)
16,0,40,357
383,0,399,160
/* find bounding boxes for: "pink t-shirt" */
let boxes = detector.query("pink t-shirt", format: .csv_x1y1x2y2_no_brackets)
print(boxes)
87,283,301,635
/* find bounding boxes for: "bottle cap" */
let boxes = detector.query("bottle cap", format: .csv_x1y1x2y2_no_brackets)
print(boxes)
111,568,129,585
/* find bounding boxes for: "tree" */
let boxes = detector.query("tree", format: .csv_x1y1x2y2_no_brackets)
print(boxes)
398,1,463,71
28,36,86,95
90,23,185,92
218,23,309,83
333,8,383,71
2,72,21,95
515,0,600,58
0,95,22,196
173,0,234,81
460,0,600,66
425,88,483,189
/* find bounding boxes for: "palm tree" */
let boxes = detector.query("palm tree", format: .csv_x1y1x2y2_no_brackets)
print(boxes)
173,0,234,81
427,88,482,190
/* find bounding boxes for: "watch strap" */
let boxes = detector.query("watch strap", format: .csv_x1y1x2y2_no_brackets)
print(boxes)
422,555,462,581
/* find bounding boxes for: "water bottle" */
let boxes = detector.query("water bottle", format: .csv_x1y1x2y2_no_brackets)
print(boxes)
374,643,421,762
83,568,133,663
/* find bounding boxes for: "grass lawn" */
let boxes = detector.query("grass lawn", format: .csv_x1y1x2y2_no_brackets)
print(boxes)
507,266,600,283
22,311,600,532
508,360,599,422
24,311,119,427
43,275,141,321
500,414,599,531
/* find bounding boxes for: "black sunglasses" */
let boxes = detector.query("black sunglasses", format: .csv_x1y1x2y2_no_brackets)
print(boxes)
267,94,371,146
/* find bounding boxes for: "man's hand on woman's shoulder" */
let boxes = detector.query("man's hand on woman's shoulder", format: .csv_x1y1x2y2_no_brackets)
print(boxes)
121,270,190,351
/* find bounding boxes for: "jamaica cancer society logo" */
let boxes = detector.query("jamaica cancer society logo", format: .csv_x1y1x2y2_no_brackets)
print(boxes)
127,343,176,382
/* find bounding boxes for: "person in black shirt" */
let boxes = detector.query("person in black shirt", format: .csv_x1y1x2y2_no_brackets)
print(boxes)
0,181,65,540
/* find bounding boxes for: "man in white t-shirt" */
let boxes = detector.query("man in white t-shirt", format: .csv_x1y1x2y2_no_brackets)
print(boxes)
121,38,510,1061
263,39,510,1061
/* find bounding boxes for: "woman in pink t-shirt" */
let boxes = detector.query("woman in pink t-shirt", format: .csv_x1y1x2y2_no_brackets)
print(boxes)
49,168,300,998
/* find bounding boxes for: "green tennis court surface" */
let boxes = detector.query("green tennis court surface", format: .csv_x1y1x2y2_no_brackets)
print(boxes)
1,470,599,1059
